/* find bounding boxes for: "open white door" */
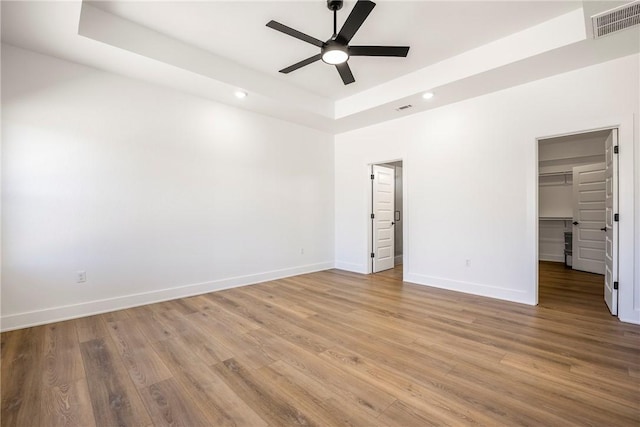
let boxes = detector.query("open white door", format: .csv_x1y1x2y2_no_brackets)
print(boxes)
572,163,606,274
372,165,395,273
604,130,618,315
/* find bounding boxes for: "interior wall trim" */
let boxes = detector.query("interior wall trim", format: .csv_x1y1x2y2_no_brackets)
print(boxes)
0,261,334,332
404,272,534,306
334,260,368,274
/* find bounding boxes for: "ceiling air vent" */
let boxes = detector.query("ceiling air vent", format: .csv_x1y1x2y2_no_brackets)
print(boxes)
396,104,413,112
591,0,640,38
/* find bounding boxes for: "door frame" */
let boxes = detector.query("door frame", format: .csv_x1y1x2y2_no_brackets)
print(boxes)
534,122,628,320
367,159,406,276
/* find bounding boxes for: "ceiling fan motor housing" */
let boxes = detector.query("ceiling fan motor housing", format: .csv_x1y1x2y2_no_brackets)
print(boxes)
321,40,349,64
327,0,344,11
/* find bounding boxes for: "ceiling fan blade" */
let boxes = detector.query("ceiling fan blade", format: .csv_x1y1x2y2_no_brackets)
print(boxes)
337,0,376,44
279,54,322,74
335,62,355,85
266,20,324,47
349,46,410,57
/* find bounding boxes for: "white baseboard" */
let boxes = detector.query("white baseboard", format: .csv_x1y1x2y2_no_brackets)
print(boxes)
394,255,403,265
404,272,534,306
619,308,640,325
619,316,640,325
0,261,334,332
539,254,565,263
334,260,368,274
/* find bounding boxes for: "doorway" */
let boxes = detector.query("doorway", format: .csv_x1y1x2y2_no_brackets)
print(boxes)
537,129,619,315
369,161,403,274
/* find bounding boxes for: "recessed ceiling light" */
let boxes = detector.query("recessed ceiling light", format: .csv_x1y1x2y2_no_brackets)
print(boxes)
422,92,434,100
235,90,248,99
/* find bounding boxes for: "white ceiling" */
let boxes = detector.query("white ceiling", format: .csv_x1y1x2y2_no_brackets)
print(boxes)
1,1,639,133
89,1,581,100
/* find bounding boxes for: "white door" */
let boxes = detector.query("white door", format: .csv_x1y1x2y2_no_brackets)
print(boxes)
372,165,395,272
604,130,618,315
572,162,606,274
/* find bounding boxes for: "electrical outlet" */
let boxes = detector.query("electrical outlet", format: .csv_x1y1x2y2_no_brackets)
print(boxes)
300,248,305,255
465,259,471,267
77,270,87,283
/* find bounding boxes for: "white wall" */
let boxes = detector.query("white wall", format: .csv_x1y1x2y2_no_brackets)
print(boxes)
1,45,335,330
335,54,639,322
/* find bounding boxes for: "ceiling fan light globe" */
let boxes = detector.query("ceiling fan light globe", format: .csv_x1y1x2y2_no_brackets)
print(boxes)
322,49,349,65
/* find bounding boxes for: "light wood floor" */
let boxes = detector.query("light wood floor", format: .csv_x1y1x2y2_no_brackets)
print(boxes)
2,262,639,426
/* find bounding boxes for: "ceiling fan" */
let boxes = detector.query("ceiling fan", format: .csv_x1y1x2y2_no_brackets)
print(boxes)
266,0,410,85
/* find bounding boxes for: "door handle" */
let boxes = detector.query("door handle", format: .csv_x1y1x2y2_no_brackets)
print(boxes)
600,226,607,231
572,221,579,225
391,222,395,226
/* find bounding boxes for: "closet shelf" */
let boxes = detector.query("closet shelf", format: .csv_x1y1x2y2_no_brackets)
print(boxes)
539,216,572,221
539,171,571,177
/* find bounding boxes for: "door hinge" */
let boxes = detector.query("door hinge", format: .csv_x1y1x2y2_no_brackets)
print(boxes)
371,252,375,258
614,213,619,222
370,174,375,180
371,213,375,219
613,145,619,154
613,281,619,290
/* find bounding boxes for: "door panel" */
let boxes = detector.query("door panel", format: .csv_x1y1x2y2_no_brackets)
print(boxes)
372,165,395,273
604,130,618,315
572,163,606,274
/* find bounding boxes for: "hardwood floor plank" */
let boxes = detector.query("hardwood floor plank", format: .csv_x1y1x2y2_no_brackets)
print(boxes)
151,337,268,427
75,315,110,343
223,288,337,353
500,353,640,416
156,309,233,365
257,362,390,427
106,320,173,388
101,309,131,322
446,358,635,426
294,312,456,380
1,326,44,427
41,379,97,427
43,321,86,388
211,358,319,426
80,338,152,426
378,400,451,427
318,346,500,426
128,312,174,343
245,328,398,418
182,294,262,334
472,315,639,368
243,286,318,318
185,310,274,369
139,378,218,427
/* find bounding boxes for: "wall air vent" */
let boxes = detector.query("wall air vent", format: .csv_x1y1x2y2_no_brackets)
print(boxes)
396,104,413,111
591,0,640,38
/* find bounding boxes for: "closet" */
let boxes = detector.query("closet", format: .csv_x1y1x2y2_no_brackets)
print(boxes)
538,131,608,272
539,171,573,264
